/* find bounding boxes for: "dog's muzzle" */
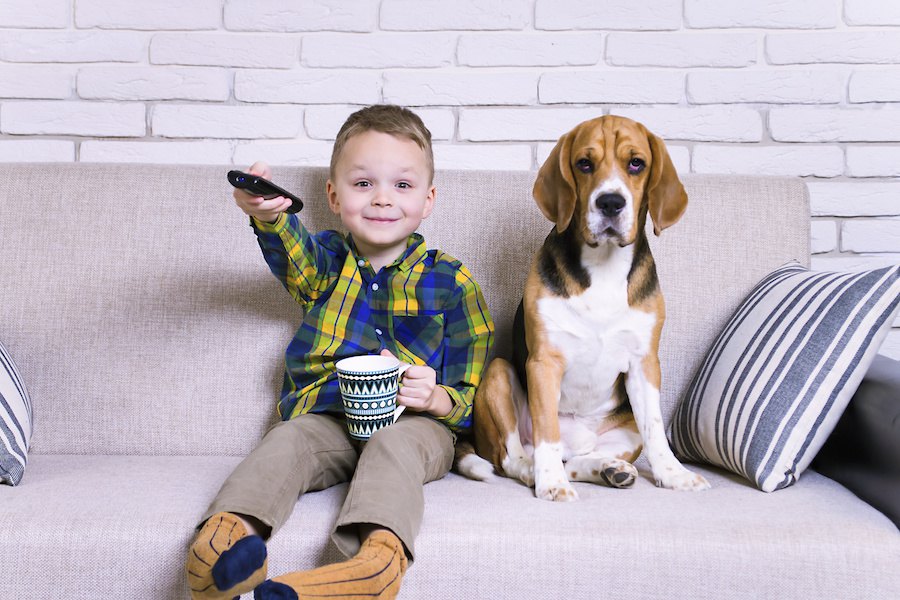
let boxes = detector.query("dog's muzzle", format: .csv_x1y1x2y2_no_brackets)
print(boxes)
596,193,626,218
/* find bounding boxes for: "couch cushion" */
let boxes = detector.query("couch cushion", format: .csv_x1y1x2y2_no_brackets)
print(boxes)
1,455,897,599
0,339,31,485
671,263,900,492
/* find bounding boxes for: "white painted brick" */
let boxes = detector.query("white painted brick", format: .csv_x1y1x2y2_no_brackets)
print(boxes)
0,31,146,63
693,145,843,177
614,107,762,142
849,70,900,103
433,144,532,170
458,33,603,67
807,182,900,217
811,253,900,272
151,34,299,69
842,219,900,253
688,70,845,104
845,0,900,26
540,71,683,104
685,0,839,28
80,141,232,164
767,32,900,65
75,0,220,30
535,0,681,31
536,142,690,174
235,70,381,105
0,65,72,99
810,220,838,254
0,0,68,28
152,105,302,139
78,67,229,101
381,0,530,31
847,147,900,178
607,33,757,68
770,107,900,143
383,71,537,106
459,108,603,142
303,34,455,68
0,140,74,162
1,101,145,137
233,141,334,167
304,106,454,141
225,0,376,33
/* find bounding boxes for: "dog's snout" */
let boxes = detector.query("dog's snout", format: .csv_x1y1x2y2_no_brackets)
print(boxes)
596,194,626,217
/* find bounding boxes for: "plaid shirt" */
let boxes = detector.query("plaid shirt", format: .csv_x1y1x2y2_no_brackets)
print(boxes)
252,213,494,432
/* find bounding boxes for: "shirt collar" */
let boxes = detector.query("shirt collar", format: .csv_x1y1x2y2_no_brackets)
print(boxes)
348,232,426,273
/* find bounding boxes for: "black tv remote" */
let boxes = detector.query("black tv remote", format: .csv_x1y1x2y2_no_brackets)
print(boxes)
227,170,303,214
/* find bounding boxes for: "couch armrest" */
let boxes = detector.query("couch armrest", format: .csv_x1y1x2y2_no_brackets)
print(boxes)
812,354,900,528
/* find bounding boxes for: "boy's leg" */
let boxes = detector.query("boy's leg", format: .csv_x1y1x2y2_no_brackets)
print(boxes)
187,413,357,600
255,415,454,600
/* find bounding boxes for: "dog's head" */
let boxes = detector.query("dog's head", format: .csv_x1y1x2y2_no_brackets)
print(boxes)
533,115,687,247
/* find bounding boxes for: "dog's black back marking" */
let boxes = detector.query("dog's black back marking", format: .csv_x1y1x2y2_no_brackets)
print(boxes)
626,230,660,305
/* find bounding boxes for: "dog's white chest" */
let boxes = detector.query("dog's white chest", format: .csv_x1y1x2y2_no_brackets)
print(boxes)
536,248,656,417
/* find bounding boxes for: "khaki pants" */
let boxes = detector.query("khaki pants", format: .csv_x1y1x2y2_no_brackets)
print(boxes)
202,412,454,561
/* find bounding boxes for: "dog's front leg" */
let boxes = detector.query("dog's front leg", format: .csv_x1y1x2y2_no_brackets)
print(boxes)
526,351,578,502
627,354,710,491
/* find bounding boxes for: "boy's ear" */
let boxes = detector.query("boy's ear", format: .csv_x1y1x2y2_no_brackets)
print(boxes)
326,180,341,215
421,185,436,219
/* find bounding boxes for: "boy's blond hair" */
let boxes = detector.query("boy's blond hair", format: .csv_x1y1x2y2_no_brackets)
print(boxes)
330,105,434,183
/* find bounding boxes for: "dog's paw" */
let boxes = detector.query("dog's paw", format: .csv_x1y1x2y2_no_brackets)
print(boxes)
535,480,579,502
567,458,637,489
502,454,535,488
656,467,710,491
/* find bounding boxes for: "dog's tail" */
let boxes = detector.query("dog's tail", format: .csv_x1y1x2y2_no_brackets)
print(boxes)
453,439,497,482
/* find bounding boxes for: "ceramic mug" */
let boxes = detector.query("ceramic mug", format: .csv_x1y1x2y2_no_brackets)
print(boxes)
335,355,411,441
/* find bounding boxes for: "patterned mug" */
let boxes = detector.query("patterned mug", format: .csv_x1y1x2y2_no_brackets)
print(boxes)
335,355,411,441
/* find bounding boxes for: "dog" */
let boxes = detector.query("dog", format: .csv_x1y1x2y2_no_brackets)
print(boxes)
456,115,710,501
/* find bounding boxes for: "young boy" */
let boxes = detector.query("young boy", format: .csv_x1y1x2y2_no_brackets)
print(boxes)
186,105,494,600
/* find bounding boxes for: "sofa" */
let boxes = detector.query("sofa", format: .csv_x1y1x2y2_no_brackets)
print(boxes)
1,163,897,599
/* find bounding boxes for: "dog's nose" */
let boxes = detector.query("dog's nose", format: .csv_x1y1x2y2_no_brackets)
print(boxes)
596,194,626,217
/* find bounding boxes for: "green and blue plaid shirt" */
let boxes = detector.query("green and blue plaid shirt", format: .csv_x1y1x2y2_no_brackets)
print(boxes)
252,213,494,432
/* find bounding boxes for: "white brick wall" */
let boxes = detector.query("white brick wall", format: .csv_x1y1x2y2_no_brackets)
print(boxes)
0,1,898,356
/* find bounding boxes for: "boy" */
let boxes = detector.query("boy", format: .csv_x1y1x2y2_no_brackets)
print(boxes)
186,105,494,600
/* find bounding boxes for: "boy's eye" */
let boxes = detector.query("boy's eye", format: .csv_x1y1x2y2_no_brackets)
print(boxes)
355,181,371,188
396,182,411,189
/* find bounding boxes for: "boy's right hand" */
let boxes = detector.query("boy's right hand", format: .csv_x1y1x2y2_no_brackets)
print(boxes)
233,161,293,224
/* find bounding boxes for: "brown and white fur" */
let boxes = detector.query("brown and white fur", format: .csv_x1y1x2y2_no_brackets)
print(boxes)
456,115,710,501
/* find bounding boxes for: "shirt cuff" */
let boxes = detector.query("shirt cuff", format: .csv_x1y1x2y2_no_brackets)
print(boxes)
251,213,289,233
434,384,471,432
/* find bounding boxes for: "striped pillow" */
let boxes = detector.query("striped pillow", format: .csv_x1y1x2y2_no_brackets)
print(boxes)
671,262,900,492
1,339,32,486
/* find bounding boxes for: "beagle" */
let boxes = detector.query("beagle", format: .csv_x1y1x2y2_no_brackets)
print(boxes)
457,115,710,501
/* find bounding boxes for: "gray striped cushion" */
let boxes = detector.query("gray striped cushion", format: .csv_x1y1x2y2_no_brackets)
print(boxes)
1,340,32,486
671,262,900,492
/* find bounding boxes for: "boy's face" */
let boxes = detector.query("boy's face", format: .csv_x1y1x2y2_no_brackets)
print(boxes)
327,130,435,267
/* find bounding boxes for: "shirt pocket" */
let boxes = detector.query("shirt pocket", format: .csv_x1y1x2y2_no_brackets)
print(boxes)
391,313,445,363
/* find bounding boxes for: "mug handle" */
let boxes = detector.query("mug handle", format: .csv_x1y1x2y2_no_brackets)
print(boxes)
394,363,412,423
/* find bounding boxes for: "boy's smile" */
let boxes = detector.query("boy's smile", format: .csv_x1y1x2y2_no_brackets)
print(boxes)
327,130,435,272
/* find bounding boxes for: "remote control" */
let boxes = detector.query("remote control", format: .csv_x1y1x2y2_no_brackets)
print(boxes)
227,170,304,214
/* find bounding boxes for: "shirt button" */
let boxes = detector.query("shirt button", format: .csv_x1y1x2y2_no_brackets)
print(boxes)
358,259,366,267
371,283,379,291
375,328,383,336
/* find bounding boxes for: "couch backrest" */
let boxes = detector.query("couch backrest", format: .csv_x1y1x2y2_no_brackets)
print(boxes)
0,164,809,456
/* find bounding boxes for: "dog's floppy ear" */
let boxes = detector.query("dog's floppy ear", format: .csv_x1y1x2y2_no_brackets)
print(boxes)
533,129,577,233
643,126,687,236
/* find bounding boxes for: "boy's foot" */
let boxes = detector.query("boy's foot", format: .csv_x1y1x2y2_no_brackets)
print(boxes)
186,512,268,600
254,530,407,600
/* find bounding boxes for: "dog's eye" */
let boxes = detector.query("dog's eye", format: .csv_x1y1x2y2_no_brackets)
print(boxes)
575,159,593,174
627,158,645,174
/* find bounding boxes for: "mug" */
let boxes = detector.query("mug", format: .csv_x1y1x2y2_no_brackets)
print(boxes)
335,355,411,441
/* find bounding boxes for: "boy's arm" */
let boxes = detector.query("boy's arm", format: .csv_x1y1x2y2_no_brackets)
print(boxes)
434,265,494,432
252,213,334,305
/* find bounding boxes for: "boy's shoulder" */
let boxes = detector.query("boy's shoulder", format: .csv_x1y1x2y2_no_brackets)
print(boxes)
422,247,479,288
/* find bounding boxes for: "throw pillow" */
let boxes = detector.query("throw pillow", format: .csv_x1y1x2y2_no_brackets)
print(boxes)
670,262,900,492
1,339,32,486
811,354,900,527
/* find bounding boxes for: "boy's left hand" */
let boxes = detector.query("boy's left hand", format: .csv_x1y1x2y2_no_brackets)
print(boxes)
379,349,451,418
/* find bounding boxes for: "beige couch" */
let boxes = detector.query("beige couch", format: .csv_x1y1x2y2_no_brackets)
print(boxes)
1,164,898,599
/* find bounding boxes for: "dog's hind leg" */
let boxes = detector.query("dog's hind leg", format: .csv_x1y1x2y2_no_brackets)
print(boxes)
472,358,535,487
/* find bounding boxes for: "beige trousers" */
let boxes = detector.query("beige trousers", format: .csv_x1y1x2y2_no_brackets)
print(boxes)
202,412,455,561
